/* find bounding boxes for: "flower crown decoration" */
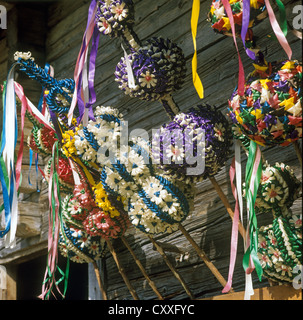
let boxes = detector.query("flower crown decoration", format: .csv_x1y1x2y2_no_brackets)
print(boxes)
258,208,302,284
252,162,302,215
5,52,134,298
228,60,302,147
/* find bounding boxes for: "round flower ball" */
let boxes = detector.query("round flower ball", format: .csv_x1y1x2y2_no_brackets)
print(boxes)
59,221,108,263
258,209,302,284
254,162,301,214
115,37,187,101
228,60,302,146
152,104,233,183
96,0,135,38
208,0,267,38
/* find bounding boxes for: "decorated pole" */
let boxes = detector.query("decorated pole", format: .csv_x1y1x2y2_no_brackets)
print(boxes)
148,235,195,300
121,236,164,300
106,239,139,300
178,224,231,290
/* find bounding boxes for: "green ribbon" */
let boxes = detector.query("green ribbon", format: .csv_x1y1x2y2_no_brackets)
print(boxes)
243,140,263,281
267,0,288,40
43,141,70,299
275,0,288,37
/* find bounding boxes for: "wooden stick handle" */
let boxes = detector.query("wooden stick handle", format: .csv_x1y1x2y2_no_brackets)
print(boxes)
178,224,232,292
209,176,246,239
148,235,195,299
293,141,302,166
92,261,108,300
121,236,164,300
106,240,139,300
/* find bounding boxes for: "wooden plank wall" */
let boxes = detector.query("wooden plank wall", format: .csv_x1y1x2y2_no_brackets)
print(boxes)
0,0,302,300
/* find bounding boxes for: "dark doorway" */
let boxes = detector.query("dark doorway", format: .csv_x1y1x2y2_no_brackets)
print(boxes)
17,254,88,300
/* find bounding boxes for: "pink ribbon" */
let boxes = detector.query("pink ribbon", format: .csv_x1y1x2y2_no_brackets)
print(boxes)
14,82,56,190
265,0,292,60
222,0,245,96
222,157,240,293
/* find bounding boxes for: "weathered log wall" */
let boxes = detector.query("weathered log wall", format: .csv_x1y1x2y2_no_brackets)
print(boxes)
0,0,302,300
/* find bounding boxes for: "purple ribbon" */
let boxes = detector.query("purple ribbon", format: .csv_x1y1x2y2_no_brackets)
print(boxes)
241,0,256,61
76,0,100,123
77,24,100,123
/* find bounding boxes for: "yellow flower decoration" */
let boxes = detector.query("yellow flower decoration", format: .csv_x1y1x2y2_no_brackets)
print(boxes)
93,182,121,218
61,128,78,158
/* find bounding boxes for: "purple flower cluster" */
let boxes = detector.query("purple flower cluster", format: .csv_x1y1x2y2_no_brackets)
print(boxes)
152,105,233,183
115,37,187,101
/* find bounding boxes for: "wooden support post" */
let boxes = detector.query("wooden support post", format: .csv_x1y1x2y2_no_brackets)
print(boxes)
148,235,195,300
121,236,164,300
178,224,232,292
92,261,107,300
106,240,139,300
209,176,246,240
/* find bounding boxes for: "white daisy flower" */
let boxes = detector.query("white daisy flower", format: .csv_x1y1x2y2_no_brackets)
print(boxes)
111,2,128,21
98,18,112,34
139,71,157,88
258,252,272,268
165,145,185,163
262,184,283,203
213,123,225,142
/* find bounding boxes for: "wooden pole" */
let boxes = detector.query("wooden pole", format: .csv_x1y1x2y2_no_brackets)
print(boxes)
178,224,232,292
148,235,195,299
293,141,302,166
208,176,246,240
106,240,139,300
121,236,164,300
92,261,107,300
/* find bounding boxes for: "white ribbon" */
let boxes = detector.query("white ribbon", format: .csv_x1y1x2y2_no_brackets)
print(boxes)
121,43,136,89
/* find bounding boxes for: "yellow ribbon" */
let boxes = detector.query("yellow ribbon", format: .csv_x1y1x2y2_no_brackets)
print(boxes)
191,0,204,99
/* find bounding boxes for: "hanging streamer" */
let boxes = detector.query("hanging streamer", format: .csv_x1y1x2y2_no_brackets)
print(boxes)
191,0,204,99
40,141,69,300
240,0,256,60
275,0,288,37
264,0,292,59
243,140,263,281
68,0,100,125
222,0,245,96
0,64,19,248
222,154,240,293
